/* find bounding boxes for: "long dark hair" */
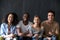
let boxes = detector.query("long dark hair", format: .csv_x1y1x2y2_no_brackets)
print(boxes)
4,12,19,25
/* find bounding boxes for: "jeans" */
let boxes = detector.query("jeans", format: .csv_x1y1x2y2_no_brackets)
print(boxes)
18,36,23,40
18,36,32,40
32,36,42,40
43,35,56,40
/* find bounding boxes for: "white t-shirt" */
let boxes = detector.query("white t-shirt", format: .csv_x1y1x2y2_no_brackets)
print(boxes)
16,20,32,33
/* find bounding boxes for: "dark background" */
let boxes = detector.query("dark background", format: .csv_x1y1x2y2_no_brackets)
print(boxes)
0,0,60,24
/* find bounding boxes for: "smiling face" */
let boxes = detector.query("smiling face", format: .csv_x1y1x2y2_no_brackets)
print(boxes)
47,12,54,21
33,16,40,24
23,13,29,21
7,14,13,24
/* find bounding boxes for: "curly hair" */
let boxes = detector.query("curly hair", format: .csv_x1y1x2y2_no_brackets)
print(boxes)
4,12,19,25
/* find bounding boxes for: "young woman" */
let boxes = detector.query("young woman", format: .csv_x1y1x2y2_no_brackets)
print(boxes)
0,12,19,40
28,15,44,40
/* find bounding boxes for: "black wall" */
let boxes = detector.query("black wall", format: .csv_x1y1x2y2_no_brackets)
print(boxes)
0,0,60,24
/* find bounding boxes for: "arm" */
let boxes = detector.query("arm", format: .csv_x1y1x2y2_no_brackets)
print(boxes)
55,23,59,36
3,34,14,38
48,23,59,37
26,26,33,37
1,23,14,38
16,27,24,36
1,23,6,38
38,26,44,37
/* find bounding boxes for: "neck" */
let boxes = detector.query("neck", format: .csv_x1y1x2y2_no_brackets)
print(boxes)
8,22,11,26
23,20,28,25
48,20,54,24
34,23,40,27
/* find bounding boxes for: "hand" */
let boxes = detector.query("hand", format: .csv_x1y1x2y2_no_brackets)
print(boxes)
10,34,14,38
26,34,32,37
33,34,39,37
24,31,29,34
48,31,53,35
33,34,39,40
46,37,51,40
18,33,24,36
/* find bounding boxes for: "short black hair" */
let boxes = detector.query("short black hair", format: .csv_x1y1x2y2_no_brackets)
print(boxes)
4,12,19,25
48,10,55,16
23,12,30,18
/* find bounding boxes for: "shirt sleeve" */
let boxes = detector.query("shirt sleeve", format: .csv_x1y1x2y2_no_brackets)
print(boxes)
0,23,6,37
39,26,44,37
16,21,21,28
27,26,32,34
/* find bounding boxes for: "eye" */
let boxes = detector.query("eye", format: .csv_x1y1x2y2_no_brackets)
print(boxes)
48,15,51,16
52,15,54,16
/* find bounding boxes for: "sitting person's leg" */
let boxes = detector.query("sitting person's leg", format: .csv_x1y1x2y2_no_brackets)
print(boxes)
38,37,43,40
51,35,56,40
5,37,17,40
13,37,17,40
43,38,48,40
43,37,51,40
0,36,4,40
32,36,36,40
32,36,42,40
17,36,23,40
23,37,32,40
5,38,12,40
26,37,32,40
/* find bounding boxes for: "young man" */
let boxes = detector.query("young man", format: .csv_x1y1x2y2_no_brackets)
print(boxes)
16,12,32,40
41,10,59,40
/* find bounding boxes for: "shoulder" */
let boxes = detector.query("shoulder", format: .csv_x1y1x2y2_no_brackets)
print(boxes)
41,20,47,24
18,20,23,24
28,24,33,29
1,23,7,26
41,20,48,26
1,23,7,28
54,21,59,24
40,25,44,31
29,21,32,24
28,21,33,26
16,20,22,27
54,21,59,26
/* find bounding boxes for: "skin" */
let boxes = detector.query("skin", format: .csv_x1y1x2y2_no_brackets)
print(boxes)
4,14,14,38
34,17,41,38
17,13,30,37
47,12,54,23
47,12,55,36
46,12,59,40
7,14,13,25
33,16,40,25
28,16,41,40
22,13,29,25
27,16,41,38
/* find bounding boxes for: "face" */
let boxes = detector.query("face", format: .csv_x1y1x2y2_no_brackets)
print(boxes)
7,14,13,23
23,14,28,21
33,17,40,24
47,12,54,21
